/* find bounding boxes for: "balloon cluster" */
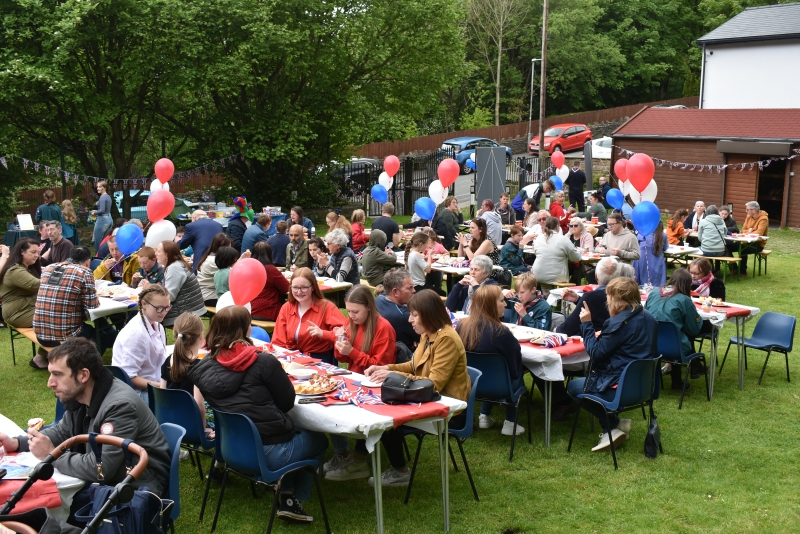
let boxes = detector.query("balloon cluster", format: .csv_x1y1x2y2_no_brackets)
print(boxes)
550,152,569,190
144,159,178,247
371,156,400,204
610,152,661,236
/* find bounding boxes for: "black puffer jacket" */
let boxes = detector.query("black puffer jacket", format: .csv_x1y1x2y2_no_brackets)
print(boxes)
188,348,297,445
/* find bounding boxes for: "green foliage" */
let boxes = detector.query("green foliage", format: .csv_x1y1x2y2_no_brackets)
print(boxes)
459,107,494,130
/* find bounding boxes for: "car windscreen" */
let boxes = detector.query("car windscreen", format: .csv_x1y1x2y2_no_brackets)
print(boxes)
441,143,460,150
543,128,564,137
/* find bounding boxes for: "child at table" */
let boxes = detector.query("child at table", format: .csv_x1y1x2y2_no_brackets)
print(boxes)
405,232,433,293
160,312,214,439
213,246,238,298
502,272,552,330
325,285,397,482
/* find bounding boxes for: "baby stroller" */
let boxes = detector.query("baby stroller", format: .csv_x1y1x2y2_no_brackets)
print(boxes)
0,433,171,534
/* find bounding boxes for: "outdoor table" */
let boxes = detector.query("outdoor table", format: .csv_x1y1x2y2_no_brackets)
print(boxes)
86,281,140,321
267,344,466,533
431,262,503,293
725,234,769,276
663,245,701,258
522,247,614,265
280,271,352,297
3,230,38,247
0,414,85,522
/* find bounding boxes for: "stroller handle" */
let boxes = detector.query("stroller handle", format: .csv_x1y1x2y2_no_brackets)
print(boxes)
53,434,150,480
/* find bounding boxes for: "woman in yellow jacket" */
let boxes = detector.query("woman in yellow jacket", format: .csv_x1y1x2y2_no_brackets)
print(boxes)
365,289,470,488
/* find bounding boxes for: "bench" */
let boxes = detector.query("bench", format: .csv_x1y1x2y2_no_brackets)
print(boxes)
756,249,771,276
206,306,275,333
688,255,741,283
8,326,52,365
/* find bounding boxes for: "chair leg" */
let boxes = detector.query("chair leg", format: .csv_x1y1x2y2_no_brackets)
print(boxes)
455,438,479,501
266,485,281,534
702,356,710,402
211,470,229,532
199,462,215,522
194,450,205,480
312,469,332,534
757,349,772,386
447,442,459,472
567,402,582,452
604,411,618,470
9,328,16,366
679,364,690,410
508,398,523,462
641,406,647,420
785,351,791,383
526,394,532,445
719,341,733,375
403,435,425,505
744,346,748,370
402,435,411,461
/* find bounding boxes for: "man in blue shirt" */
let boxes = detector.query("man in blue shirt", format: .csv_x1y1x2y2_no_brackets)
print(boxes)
177,211,224,271
267,220,291,267
241,214,271,254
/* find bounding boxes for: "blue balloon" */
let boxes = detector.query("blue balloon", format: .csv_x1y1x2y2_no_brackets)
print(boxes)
551,176,563,191
632,201,661,236
414,197,437,220
371,184,388,204
606,188,624,210
250,326,271,342
116,224,143,256
465,159,476,170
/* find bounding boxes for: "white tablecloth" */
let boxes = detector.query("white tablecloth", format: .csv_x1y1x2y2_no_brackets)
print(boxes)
664,245,701,256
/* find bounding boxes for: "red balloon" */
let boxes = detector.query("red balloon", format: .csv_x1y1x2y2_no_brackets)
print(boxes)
154,158,174,184
146,190,175,222
550,151,565,169
384,155,400,178
230,258,267,306
627,153,655,192
614,159,628,182
437,158,460,188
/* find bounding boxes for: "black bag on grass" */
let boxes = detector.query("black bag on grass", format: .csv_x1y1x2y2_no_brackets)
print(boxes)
644,415,661,459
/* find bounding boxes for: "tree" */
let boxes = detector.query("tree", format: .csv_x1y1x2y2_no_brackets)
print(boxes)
466,0,531,126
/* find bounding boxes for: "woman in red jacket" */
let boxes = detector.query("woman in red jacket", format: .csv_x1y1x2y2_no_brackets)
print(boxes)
350,209,368,252
250,242,290,321
272,268,346,364
325,284,396,481
550,190,570,234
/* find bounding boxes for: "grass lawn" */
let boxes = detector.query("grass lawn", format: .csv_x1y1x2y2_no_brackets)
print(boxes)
2,224,799,533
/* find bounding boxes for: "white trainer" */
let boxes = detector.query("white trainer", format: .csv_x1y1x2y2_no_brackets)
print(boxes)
478,414,495,429
501,420,525,436
591,428,627,452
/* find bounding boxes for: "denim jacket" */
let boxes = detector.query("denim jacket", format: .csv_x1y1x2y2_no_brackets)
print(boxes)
580,306,658,393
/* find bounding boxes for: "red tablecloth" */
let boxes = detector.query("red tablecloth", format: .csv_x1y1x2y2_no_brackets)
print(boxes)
692,302,752,318
0,478,61,514
521,340,586,357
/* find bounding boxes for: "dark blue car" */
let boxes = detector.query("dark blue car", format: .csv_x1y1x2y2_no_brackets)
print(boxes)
440,137,513,174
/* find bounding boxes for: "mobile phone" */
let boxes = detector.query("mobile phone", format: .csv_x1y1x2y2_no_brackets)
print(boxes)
0,468,7,480
298,397,327,404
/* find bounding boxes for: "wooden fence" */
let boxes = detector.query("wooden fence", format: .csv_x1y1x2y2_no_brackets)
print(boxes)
353,96,699,159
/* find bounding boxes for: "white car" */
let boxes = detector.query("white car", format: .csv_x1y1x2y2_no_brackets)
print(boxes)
589,137,612,159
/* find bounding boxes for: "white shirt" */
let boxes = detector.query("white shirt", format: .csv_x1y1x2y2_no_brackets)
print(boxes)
112,314,167,387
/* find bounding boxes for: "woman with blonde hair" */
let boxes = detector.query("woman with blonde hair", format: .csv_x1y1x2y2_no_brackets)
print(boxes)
457,285,525,436
272,267,347,364
350,209,368,252
326,212,353,248
60,199,81,245
188,306,328,522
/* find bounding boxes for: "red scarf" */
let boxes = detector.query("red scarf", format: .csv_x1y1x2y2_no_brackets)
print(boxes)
693,272,714,297
217,342,258,372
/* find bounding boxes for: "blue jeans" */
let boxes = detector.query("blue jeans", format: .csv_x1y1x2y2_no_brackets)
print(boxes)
567,378,619,432
93,214,112,248
479,375,526,422
262,430,327,501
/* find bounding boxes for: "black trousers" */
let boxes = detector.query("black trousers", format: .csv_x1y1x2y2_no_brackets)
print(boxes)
569,190,585,212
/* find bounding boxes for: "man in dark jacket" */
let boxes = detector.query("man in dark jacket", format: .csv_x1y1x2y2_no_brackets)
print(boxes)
557,257,620,336
0,338,171,512
226,214,249,254
375,268,420,350
178,211,224,271
566,164,587,212
599,176,612,209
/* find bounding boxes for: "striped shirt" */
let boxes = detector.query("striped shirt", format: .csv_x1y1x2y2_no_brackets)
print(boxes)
33,261,99,343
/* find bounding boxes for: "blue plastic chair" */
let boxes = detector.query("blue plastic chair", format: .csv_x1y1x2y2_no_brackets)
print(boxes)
721,312,796,385
148,385,215,480
402,367,482,504
43,398,66,431
106,365,134,389
466,352,531,462
567,358,660,470
160,422,186,531
657,322,709,409
199,410,330,534
90,258,103,271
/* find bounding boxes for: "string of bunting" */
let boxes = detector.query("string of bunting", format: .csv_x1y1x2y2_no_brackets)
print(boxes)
615,146,800,173
0,152,245,188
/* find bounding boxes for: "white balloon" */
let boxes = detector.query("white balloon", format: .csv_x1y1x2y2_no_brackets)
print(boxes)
469,152,476,162
149,180,169,192
216,291,251,313
556,165,570,180
378,172,393,190
145,219,177,247
631,180,658,205
428,180,448,205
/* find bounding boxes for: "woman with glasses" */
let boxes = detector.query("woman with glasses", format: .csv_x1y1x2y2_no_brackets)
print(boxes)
531,217,581,285
156,240,207,327
566,218,593,284
272,267,347,364
112,284,170,402
315,228,360,285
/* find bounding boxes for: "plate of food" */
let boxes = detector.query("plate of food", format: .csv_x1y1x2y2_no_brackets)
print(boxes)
293,374,342,395
288,369,316,381
697,296,726,307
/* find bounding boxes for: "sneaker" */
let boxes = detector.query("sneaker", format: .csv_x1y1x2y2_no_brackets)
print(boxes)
322,453,348,474
277,495,313,523
501,420,525,436
478,414,495,429
617,419,632,438
367,467,411,487
591,429,627,452
325,455,370,481
179,449,190,460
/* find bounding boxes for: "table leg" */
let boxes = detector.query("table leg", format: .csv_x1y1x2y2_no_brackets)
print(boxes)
437,419,450,531
545,381,552,448
737,317,745,390
371,443,384,534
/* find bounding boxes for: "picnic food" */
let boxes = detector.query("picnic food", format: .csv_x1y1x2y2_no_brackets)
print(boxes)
293,373,340,395
698,296,724,306
27,418,44,431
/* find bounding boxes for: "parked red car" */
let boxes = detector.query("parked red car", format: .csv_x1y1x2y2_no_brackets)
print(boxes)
528,123,592,155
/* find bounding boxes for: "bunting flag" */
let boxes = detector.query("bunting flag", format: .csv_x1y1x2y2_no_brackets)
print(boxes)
0,152,245,187
614,146,799,172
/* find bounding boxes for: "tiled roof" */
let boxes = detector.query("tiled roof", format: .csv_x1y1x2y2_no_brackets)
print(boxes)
697,3,800,45
613,108,800,141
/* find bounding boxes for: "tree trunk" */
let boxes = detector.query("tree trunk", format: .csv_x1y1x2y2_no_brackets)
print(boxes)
495,33,503,126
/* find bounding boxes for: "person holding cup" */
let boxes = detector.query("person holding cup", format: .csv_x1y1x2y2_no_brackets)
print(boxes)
569,191,607,224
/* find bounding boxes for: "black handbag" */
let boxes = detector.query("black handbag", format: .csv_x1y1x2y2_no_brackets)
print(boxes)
644,415,661,459
381,372,441,405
